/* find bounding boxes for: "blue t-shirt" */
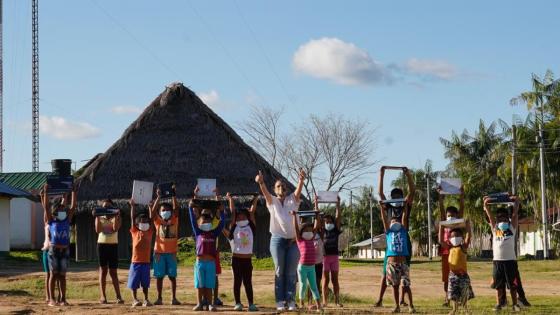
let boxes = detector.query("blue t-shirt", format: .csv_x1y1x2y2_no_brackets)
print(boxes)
49,218,70,246
385,227,409,257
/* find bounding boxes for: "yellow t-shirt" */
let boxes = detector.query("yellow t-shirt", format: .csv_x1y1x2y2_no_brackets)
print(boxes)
448,246,467,274
97,217,119,244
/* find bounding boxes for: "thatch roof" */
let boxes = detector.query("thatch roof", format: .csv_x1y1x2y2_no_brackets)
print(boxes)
76,82,296,205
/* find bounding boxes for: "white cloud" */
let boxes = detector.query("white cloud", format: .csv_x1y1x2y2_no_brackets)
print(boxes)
404,58,457,80
110,106,143,115
40,116,101,140
292,37,392,86
199,90,223,108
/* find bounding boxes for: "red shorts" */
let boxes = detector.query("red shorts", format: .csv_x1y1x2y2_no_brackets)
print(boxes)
323,255,340,272
215,252,221,275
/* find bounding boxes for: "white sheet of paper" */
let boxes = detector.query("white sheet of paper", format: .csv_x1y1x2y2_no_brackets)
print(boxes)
440,178,462,195
197,178,216,197
317,191,339,203
132,180,154,205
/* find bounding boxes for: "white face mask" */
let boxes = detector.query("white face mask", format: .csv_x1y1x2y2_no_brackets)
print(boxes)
325,223,335,231
302,232,314,240
237,220,249,227
138,223,150,232
389,222,402,232
56,211,67,221
450,236,463,247
200,223,213,232
160,211,172,220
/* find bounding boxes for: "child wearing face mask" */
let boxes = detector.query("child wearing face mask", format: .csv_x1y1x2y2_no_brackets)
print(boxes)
437,186,464,307
439,221,474,315
189,194,225,312
127,198,154,307
380,200,415,314
150,185,181,306
483,195,521,312
224,193,259,312
41,184,76,307
290,211,322,312
321,194,343,308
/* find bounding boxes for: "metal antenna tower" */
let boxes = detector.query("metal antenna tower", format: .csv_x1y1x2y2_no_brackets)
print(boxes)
32,0,39,171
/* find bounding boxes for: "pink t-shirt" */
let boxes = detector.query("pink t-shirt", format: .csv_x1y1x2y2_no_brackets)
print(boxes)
297,239,317,265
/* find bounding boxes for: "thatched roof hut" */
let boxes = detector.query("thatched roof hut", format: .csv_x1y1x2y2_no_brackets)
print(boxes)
73,82,301,260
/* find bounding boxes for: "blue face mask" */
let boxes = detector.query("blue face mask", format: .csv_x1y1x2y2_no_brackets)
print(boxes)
390,222,402,232
200,223,213,232
160,211,172,220
497,222,510,231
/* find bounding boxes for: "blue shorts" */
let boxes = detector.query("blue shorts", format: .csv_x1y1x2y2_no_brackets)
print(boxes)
194,259,216,289
127,263,151,289
153,253,178,278
42,250,49,273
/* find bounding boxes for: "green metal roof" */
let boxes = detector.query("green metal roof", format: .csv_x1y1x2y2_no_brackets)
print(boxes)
0,172,52,191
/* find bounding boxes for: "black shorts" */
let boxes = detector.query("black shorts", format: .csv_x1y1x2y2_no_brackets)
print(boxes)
315,263,323,288
97,243,119,269
492,260,517,290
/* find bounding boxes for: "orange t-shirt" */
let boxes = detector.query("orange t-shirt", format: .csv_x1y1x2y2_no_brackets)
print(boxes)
154,215,179,254
130,226,153,263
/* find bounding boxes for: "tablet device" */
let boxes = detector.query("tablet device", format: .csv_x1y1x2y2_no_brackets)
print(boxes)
440,178,462,195
132,180,154,205
439,218,466,229
46,175,73,195
94,207,120,217
317,191,339,203
197,178,216,197
158,182,175,198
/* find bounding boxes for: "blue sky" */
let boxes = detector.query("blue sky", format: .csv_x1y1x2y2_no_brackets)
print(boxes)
3,0,559,195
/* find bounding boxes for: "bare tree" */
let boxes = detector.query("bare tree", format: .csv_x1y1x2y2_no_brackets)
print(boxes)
238,105,284,168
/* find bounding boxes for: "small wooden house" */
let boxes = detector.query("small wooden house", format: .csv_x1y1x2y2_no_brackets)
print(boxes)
75,83,301,261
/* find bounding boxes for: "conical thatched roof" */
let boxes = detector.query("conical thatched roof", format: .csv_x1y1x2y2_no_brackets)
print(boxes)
76,82,295,204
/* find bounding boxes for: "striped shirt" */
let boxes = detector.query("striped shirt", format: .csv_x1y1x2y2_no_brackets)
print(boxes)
297,239,317,265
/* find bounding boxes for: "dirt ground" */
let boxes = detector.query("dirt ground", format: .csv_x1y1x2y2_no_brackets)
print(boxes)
1,260,558,314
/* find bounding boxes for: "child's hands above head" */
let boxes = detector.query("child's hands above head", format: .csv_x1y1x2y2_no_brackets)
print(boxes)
156,189,161,198
255,171,264,184
129,198,136,206
336,195,341,207
226,192,232,201
194,185,200,197
298,168,306,181
289,210,296,216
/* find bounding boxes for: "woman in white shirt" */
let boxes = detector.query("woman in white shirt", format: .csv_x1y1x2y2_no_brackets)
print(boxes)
255,169,305,311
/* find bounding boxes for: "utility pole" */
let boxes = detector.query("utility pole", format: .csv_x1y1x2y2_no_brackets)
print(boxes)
426,174,432,259
538,107,549,259
347,191,353,257
32,0,39,172
0,0,3,172
511,124,517,196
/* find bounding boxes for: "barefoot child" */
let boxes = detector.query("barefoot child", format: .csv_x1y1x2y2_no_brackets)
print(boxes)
42,184,76,307
189,193,225,311
94,199,124,304
437,186,464,307
291,211,322,311
483,195,521,312
151,186,181,305
439,221,474,314
380,194,413,314
39,189,60,305
224,193,259,312
321,195,343,307
127,198,154,307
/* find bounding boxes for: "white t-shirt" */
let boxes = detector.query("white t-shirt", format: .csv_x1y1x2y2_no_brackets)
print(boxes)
228,222,256,255
267,193,300,239
313,233,324,264
492,226,517,261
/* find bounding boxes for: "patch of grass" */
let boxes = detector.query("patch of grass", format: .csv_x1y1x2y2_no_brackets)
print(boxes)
7,251,41,262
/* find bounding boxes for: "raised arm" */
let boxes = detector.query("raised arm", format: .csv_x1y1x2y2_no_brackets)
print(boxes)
483,196,495,228
438,187,445,221
150,191,161,220
255,171,273,205
129,198,136,228
379,201,390,232
458,185,465,218
294,168,306,204
511,195,519,228
68,187,77,221
464,220,472,248
95,216,102,233
226,192,236,229
438,224,448,249
291,211,301,241
41,184,52,224
188,204,202,236
335,196,341,230
313,212,321,234
248,196,258,225
378,166,387,201
172,184,179,216
402,202,410,230
314,194,319,211
404,167,415,204
212,209,226,238
114,211,122,232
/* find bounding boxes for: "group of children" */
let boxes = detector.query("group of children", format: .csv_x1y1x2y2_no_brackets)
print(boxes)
38,167,531,313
